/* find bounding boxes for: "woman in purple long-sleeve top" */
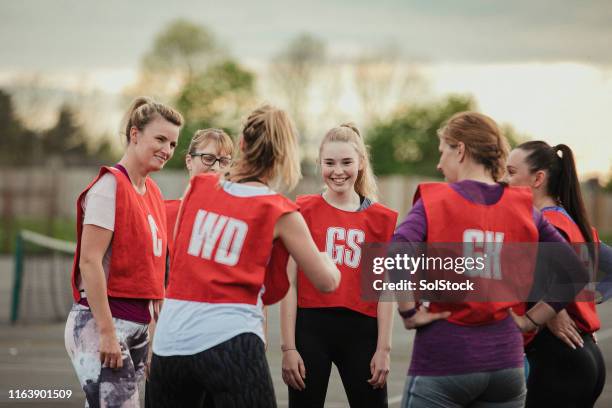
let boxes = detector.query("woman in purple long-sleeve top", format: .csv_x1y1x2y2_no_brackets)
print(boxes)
394,112,586,408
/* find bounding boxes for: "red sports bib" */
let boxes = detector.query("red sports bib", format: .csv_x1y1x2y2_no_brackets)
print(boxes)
71,166,167,301
296,195,398,317
542,210,600,334
166,173,298,305
417,183,538,326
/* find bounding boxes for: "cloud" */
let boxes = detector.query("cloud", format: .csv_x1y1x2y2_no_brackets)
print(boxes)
1,0,611,71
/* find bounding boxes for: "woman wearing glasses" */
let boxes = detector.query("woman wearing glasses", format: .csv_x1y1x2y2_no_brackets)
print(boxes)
145,129,234,408
165,129,234,253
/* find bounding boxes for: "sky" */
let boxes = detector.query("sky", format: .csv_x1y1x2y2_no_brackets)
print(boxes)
1,0,610,177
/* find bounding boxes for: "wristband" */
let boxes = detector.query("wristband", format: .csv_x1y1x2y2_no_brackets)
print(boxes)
525,312,540,329
281,346,297,352
398,307,417,319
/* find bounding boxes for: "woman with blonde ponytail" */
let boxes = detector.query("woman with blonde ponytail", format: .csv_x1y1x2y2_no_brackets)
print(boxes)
148,105,340,407
65,97,183,407
280,123,398,408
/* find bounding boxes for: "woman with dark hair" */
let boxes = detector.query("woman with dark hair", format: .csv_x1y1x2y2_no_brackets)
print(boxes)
507,141,607,408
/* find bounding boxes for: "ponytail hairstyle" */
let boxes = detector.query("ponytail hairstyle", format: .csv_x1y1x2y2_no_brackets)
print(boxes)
121,97,184,146
188,128,234,156
319,122,378,201
437,112,509,182
517,141,593,243
230,105,301,191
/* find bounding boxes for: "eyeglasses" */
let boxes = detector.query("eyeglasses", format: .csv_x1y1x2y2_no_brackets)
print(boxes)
190,153,232,168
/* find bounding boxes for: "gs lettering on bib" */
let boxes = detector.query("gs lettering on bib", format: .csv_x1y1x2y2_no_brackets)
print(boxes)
297,195,398,317
71,166,167,301
166,173,298,305
326,227,365,268
416,183,538,326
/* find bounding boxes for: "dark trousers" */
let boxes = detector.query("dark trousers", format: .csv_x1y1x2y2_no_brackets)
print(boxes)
289,307,388,408
147,333,276,408
526,328,605,408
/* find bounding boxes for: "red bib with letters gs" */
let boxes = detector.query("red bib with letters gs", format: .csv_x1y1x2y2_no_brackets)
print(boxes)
71,166,167,301
297,195,398,317
542,209,600,334
418,183,538,326
166,173,298,305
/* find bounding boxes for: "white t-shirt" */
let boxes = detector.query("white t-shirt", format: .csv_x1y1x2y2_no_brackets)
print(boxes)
78,173,116,292
153,181,276,356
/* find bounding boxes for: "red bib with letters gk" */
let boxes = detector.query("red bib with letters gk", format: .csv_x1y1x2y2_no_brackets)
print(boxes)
71,166,167,301
542,210,600,334
296,194,398,317
166,173,298,305
418,183,538,326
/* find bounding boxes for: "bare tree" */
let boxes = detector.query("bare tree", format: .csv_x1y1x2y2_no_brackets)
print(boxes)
353,44,426,127
270,33,326,140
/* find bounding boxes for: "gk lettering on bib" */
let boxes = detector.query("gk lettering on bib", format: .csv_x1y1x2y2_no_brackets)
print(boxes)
416,182,537,325
463,229,504,279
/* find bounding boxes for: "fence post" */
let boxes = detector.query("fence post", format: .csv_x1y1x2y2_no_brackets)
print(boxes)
10,231,24,324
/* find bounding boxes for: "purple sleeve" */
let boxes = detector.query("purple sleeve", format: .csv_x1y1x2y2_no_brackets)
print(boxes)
533,208,587,311
391,199,427,243
533,208,567,243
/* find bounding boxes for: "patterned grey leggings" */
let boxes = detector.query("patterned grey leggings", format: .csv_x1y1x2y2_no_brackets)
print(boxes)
65,304,149,408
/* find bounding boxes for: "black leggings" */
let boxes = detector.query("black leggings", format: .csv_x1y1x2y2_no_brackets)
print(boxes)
289,307,387,408
148,333,276,408
526,328,605,408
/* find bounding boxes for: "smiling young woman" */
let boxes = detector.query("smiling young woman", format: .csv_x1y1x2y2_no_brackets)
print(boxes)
65,97,183,408
280,123,398,408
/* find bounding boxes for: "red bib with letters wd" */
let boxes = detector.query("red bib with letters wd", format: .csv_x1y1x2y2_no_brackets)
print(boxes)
166,173,298,305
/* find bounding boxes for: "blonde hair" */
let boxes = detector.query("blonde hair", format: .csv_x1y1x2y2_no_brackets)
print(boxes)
121,96,184,145
437,111,509,181
319,122,378,200
188,128,234,156
230,105,301,191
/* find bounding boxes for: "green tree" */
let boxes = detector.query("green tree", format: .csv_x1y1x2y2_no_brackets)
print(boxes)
368,95,526,177
604,170,612,193
166,60,256,169
368,95,475,177
129,19,220,98
0,90,35,166
42,105,90,164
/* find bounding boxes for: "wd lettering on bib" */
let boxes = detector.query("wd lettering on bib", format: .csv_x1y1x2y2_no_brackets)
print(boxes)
188,209,248,266
463,229,504,279
326,227,365,268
